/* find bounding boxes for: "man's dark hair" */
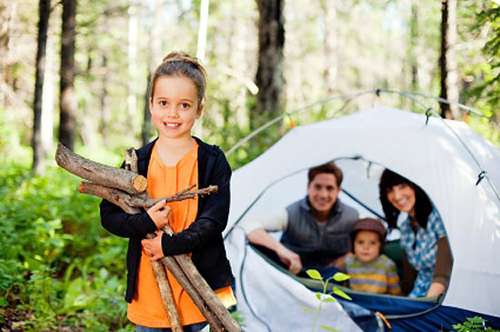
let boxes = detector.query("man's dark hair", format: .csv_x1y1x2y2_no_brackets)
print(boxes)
308,162,343,187
379,169,433,229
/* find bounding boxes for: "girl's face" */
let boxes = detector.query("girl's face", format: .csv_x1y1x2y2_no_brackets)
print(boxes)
386,183,416,215
149,75,201,141
353,230,381,263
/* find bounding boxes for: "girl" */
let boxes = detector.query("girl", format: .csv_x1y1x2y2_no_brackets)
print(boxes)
100,52,236,331
379,169,452,298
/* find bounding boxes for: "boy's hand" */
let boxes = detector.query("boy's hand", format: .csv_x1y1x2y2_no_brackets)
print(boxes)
147,200,171,229
142,231,164,261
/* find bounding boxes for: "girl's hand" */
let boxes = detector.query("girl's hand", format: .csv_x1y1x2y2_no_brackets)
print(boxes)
147,200,171,229
141,231,164,261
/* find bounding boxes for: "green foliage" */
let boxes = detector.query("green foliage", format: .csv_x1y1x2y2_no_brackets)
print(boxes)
305,269,351,332
458,1,499,145
0,162,131,331
452,316,500,332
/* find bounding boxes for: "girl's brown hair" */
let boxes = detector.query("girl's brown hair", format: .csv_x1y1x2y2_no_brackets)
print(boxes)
150,52,207,108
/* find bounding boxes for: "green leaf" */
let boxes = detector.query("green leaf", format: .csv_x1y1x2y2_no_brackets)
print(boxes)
323,295,337,303
306,269,323,281
315,292,322,301
332,287,352,301
320,324,339,331
0,297,7,307
332,272,350,282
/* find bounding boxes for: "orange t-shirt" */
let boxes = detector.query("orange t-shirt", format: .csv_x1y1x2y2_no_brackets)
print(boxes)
128,142,235,328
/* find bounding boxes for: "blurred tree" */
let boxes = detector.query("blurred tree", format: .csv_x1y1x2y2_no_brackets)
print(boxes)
141,0,162,146
58,0,77,150
196,0,209,63
32,0,51,173
253,0,285,130
409,0,419,94
439,0,460,119
320,0,337,95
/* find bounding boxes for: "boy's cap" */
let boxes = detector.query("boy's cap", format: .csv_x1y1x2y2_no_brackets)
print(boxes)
352,218,387,239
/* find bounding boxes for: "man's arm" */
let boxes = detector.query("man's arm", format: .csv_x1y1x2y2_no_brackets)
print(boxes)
247,228,303,274
242,209,302,274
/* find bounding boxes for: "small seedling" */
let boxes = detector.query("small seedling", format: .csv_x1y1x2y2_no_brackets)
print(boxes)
305,269,351,332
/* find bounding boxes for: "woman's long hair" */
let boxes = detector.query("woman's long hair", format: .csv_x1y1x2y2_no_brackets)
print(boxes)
379,169,433,229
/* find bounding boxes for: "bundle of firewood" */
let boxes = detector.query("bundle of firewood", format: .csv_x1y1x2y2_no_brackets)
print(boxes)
55,144,241,332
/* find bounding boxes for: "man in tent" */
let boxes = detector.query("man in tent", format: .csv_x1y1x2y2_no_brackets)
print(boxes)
243,162,359,277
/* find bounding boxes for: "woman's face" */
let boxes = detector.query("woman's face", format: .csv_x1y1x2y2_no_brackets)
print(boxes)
386,183,416,215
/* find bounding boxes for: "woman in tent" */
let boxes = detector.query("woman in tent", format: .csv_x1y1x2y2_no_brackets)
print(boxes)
379,169,453,298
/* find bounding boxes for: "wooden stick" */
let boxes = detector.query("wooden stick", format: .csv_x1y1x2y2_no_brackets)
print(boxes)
173,254,241,332
160,255,225,332
125,148,138,173
123,151,183,332
78,182,217,210
55,143,147,194
79,182,137,214
146,234,183,332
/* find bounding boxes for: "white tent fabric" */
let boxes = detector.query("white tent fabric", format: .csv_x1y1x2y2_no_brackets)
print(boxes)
224,107,500,330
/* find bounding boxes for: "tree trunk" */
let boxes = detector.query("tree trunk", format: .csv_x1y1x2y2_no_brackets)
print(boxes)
142,71,153,146
127,2,138,128
32,0,51,174
253,0,285,130
439,0,459,119
0,3,14,108
409,0,418,93
196,0,209,63
41,28,56,159
99,54,109,144
142,0,162,145
58,0,77,150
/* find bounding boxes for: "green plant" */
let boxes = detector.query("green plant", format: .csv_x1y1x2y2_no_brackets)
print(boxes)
452,316,500,332
305,269,351,332
0,162,130,330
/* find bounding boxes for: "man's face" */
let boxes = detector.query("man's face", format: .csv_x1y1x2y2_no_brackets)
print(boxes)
307,173,340,215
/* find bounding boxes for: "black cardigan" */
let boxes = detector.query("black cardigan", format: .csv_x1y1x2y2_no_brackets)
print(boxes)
99,137,234,302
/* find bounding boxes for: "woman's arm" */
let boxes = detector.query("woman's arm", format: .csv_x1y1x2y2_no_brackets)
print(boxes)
427,236,453,297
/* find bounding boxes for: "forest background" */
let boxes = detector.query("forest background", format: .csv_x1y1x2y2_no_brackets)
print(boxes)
0,0,498,331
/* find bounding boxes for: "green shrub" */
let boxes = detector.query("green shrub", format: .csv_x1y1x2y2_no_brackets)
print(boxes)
0,162,130,331
453,316,500,332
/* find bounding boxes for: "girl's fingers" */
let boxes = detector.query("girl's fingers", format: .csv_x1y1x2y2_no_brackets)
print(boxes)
141,239,151,249
150,199,166,212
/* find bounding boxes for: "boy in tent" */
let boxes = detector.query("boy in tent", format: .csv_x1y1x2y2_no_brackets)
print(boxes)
344,218,401,295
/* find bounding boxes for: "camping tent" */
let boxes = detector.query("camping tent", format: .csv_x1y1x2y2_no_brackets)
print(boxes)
224,107,500,331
